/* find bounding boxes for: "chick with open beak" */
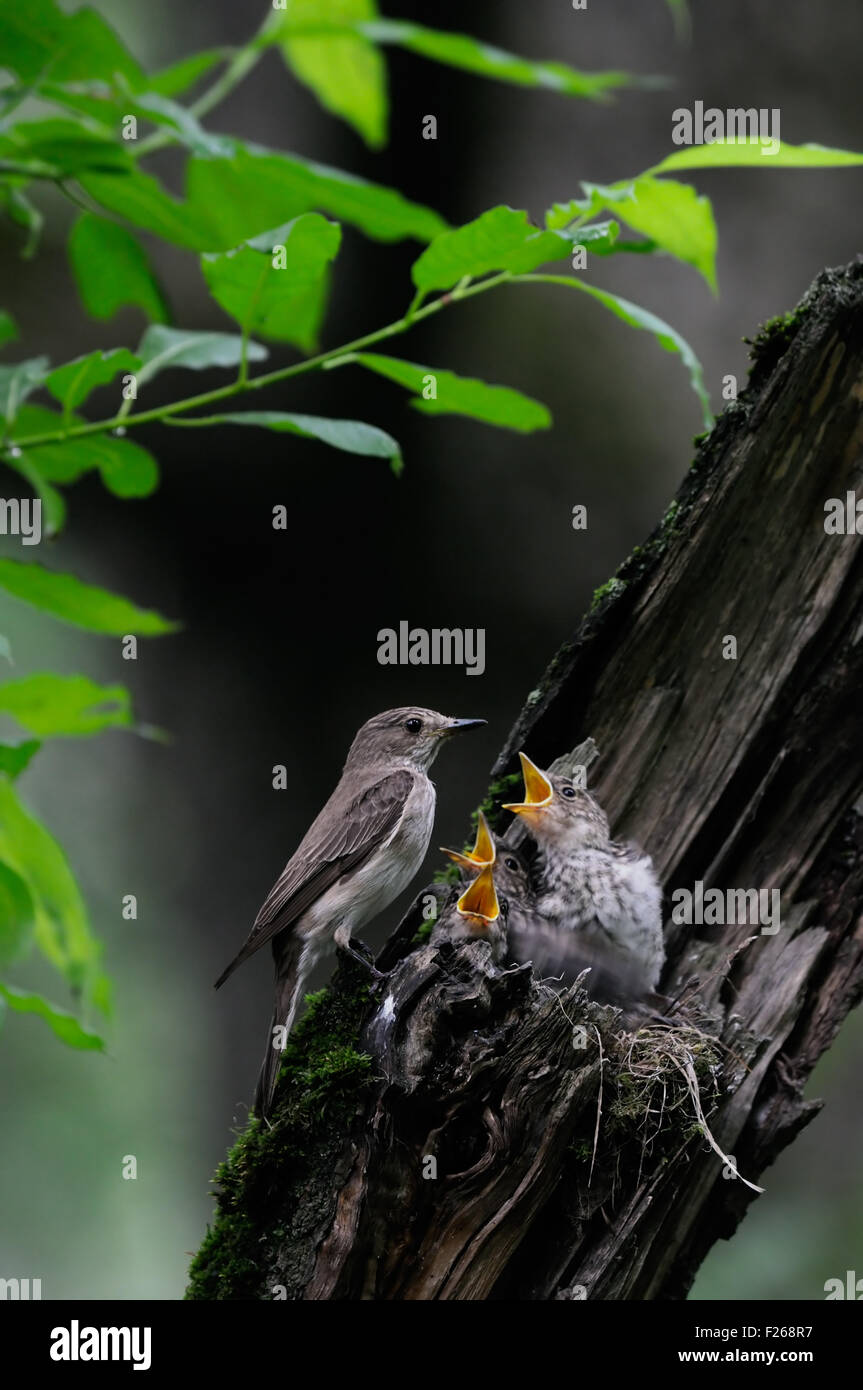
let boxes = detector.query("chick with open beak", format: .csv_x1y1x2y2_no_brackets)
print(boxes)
437,811,534,962
503,752,664,1001
431,860,508,960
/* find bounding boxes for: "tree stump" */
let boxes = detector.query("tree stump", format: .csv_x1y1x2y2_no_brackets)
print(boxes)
187,259,863,1301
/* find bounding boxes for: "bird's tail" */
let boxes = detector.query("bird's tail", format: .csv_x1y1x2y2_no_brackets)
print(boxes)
253,934,307,1121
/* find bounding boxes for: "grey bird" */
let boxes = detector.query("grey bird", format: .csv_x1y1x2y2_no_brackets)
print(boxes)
503,752,664,1001
214,707,486,1117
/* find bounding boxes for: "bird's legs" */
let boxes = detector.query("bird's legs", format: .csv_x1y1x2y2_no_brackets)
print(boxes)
333,924,388,980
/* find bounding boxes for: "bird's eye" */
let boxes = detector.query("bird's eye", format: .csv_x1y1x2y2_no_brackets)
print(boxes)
561,786,577,799
505,856,519,871
404,717,423,734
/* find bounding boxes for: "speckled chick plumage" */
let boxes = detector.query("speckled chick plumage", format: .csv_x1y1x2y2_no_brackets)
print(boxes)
504,757,664,1001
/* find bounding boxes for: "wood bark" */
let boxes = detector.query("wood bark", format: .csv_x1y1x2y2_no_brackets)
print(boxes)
189,258,863,1301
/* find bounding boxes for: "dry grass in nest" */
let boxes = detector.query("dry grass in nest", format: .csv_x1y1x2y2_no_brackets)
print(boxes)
607,1016,764,1193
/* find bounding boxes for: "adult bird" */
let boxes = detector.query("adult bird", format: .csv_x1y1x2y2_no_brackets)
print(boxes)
215,707,486,1118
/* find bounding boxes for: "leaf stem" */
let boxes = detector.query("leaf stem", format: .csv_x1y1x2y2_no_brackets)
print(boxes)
135,18,272,158
7,273,513,452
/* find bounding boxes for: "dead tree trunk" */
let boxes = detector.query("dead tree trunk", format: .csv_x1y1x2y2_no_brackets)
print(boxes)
187,259,863,1301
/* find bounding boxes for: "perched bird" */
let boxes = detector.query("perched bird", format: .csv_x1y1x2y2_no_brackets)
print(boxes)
503,752,664,1001
439,809,534,959
215,707,486,1117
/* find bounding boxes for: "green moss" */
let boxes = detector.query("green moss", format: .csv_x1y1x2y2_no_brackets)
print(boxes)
432,861,461,889
661,498,680,533
411,918,435,945
185,964,374,1301
746,307,802,364
589,575,628,614
568,1138,594,1163
473,772,523,832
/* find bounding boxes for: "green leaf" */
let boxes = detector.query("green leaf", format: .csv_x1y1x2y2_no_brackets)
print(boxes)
202,214,341,352
570,220,623,255
412,206,571,291
649,139,863,175
128,92,233,158
0,311,17,348
33,79,124,133
68,214,169,324
9,406,95,482
356,19,631,99
0,740,40,778
345,353,551,432
1,450,66,537
0,559,177,636
184,147,447,247
0,983,105,1051
0,357,48,428
44,348,142,414
0,779,107,1005
184,410,402,470
0,862,35,965
0,183,43,258
548,177,718,291
665,0,691,39
77,168,216,251
135,325,268,384
277,0,388,148
0,119,132,176
93,435,159,498
518,274,711,428
0,673,132,737
149,48,228,98
82,146,446,251
8,410,160,500
0,0,144,86
666,1,690,36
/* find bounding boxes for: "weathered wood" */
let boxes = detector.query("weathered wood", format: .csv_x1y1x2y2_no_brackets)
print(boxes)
187,260,863,1302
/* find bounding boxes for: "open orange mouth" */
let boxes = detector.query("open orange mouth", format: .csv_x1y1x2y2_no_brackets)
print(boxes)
441,809,495,871
456,863,500,925
502,751,553,815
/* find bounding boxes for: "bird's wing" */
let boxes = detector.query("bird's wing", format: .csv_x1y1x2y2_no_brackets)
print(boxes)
509,910,636,1000
214,768,414,988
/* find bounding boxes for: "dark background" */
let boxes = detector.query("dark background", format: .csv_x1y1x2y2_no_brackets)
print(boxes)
1,0,861,1298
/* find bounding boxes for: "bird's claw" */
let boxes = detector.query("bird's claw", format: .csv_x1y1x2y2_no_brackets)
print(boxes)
337,936,387,981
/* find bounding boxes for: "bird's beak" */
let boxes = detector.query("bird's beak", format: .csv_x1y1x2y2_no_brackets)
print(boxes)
502,751,553,815
441,810,496,870
456,863,500,926
443,716,487,737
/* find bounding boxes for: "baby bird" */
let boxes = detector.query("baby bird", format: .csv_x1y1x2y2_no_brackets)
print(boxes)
437,812,533,961
441,811,532,903
430,861,506,959
503,753,664,1001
